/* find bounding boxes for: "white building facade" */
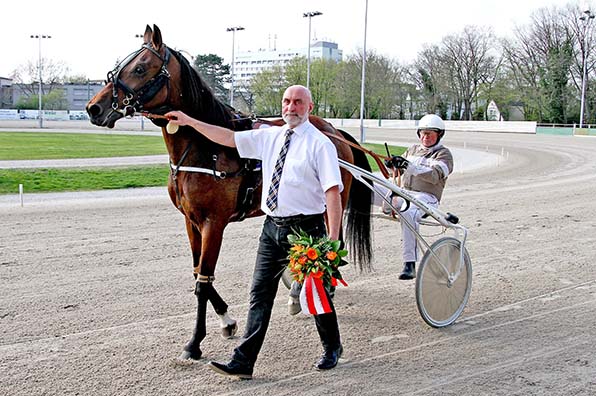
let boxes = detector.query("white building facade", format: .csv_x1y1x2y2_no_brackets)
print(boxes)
234,40,342,85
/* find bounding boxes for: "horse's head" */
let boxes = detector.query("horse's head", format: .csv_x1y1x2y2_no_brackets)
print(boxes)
86,24,182,128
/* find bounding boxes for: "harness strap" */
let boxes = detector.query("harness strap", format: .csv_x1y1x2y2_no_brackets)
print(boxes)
171,163,226,178
170,143,193,209
170,155,252,179
109,45,171,114
231,159,262,222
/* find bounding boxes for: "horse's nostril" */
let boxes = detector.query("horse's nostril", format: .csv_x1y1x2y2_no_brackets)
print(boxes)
87,104,102,117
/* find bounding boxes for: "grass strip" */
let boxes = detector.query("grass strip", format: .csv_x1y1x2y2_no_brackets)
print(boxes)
0,132,166,160
0,165,169,194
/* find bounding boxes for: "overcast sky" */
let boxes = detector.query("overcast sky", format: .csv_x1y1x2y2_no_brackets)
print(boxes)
0,0,583,81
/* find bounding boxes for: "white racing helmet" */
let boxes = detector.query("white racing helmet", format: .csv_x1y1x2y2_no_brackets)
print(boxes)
417,114,445,142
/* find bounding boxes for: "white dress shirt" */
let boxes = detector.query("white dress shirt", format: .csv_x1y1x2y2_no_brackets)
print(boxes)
234,120,343,217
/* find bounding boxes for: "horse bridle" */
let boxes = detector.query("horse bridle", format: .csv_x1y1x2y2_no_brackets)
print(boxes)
106,43,172,117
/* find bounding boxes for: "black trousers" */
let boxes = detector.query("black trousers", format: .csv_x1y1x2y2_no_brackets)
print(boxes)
231,214,341,368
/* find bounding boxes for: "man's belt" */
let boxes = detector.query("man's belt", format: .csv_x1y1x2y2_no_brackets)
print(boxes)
267,213,324,227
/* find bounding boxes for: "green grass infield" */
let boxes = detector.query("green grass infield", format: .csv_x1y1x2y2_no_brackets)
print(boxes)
0,165,170,195
0,132,166,160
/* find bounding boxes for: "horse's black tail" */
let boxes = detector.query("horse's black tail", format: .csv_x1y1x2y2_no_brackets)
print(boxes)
339,130,374,272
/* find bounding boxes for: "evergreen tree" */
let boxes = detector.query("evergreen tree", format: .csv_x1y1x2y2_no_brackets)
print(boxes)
193,54,231,103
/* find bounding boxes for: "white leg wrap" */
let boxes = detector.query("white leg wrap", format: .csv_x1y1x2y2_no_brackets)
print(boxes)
219,312,235,328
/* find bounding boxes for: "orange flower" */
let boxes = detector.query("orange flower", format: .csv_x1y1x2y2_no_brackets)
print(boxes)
306,248,318,260
291,245,304,252
298,256,308,265
326,251,337,261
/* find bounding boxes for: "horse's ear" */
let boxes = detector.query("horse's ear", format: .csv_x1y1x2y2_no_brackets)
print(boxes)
152,24,163,50
143,25,152,44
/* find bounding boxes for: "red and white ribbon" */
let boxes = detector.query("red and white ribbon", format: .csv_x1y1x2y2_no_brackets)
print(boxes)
299,274,332,315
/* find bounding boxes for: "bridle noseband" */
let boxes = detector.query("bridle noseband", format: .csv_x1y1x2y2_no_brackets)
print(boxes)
106,43,172,117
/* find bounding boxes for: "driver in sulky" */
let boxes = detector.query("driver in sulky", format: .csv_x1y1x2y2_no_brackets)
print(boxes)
382,114,454,280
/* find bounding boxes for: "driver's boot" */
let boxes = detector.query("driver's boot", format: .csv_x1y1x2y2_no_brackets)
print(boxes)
398,261,416,280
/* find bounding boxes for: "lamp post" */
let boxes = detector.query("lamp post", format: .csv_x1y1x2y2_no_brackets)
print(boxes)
359,0,368,143
227,26,244,107
30,34,51,128
303,11,322,90
579,9,594,128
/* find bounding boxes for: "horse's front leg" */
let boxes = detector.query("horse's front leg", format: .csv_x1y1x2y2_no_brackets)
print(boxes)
179,217,237,361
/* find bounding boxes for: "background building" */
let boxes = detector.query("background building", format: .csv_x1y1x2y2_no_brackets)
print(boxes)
0,79,104,110
234,40,342,85
0,77,13,109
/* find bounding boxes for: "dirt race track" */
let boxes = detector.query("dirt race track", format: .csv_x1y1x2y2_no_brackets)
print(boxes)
1,128,596,395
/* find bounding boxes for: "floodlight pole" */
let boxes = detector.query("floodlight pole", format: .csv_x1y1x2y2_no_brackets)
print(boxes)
359,0,368,143
579,9,595,128
303,11,323,90
30,34,51,128
227,26,245,107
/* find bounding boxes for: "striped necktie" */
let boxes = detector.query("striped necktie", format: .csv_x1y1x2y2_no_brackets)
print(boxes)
265,129,294,211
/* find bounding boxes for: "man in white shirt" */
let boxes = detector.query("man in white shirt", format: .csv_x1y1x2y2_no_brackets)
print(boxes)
166,85,344,379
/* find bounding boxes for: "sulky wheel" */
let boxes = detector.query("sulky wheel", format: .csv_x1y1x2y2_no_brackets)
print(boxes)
415,237,472,328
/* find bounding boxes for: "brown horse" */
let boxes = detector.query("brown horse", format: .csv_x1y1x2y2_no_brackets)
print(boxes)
86,24,372,361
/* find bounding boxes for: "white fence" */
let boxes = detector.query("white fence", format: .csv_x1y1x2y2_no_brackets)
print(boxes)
0,109,88,121
327,118,537,134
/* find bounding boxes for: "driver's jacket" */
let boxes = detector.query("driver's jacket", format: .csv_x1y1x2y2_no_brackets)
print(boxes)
401,143,453,202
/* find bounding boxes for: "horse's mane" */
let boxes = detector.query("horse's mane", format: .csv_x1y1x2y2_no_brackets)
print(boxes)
170,48,251,131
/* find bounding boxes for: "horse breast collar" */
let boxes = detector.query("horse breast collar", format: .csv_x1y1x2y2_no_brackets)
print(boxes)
106,43,172,117
170,140,262,215
169,142,261,181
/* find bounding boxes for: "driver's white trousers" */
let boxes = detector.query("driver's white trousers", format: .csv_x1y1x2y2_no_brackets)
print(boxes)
387,190,439,263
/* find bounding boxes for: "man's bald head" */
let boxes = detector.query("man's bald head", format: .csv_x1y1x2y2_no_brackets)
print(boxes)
281,85,314,128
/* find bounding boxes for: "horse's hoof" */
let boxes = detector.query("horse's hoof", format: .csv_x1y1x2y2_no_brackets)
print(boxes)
179,349,202,361
221,321,237,339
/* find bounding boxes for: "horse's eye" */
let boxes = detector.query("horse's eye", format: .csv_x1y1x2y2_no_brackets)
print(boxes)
134,66,145,75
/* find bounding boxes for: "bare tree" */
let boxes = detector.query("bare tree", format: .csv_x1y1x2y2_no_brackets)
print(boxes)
503,6,575,123
440,25,497,120
411,44,447,116
564,3,596,123
344,50,403,120
12,58,69,96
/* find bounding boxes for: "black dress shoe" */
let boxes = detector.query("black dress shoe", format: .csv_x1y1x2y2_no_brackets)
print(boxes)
208,360,253,379
398,261,416,280
315,345,343,370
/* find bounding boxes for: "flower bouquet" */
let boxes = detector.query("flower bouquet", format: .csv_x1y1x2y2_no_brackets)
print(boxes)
287,229,348,315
